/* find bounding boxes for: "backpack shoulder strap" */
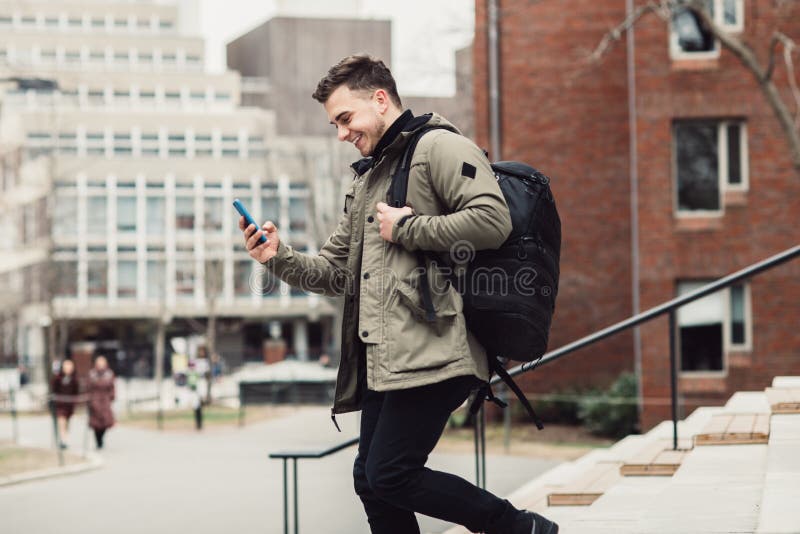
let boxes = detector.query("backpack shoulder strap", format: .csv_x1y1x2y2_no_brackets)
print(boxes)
387,125,449,208
387,125,449,324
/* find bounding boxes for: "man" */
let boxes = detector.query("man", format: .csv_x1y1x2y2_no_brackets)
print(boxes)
240,55,557,534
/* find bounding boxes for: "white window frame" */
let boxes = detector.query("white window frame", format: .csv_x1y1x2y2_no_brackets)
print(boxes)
669,0,744,60
673,119,748,217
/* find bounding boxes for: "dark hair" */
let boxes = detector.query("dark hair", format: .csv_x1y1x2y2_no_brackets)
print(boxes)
312,54,402,108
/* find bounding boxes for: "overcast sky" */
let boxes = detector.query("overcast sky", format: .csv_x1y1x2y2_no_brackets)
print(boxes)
195,0,475,97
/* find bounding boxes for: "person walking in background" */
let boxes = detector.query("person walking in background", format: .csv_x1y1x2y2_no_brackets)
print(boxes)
88,355,116,450
50,359,79,450
241,55,558,534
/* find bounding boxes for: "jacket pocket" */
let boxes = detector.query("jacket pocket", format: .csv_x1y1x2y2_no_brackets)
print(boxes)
385,281,465,373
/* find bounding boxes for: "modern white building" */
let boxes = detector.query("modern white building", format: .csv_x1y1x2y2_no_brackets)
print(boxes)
0,0,350,382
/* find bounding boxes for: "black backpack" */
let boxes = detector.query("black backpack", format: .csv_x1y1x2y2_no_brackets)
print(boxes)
388,127,561,429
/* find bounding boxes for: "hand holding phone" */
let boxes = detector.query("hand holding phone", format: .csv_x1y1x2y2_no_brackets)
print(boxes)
233,198,267,244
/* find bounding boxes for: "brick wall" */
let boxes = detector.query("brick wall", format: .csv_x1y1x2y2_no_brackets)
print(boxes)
474,0,800,429
475,0,636,395
635,0,800,428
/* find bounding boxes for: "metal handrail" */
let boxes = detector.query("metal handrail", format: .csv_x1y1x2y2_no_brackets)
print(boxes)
488,244,799,456
501,244,800,381
268,244,799,532
269,437,359,534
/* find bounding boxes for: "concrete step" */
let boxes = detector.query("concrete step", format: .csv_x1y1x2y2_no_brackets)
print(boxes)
765,387,800,414
553,476,673,534
694,413,770,446
772,376,800,388
633,443,768,533
546,461,623,506
620,438,692,476
756,413,800,533
723,391,770,413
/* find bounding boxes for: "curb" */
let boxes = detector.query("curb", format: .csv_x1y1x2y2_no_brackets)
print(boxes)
0,453,104,487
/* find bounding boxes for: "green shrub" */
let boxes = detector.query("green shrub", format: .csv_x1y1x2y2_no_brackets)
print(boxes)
577,372,639,439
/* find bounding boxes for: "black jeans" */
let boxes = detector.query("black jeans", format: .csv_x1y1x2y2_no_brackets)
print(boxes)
353,374,526,534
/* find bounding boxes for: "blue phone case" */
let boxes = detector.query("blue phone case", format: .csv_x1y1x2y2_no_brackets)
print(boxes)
233,198,267,244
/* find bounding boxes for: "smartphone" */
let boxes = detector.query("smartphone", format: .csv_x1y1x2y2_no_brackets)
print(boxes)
233,198,267,244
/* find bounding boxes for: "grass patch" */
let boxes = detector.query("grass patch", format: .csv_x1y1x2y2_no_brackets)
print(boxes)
119,404,301,432
438,422,614,460
0,444,84,477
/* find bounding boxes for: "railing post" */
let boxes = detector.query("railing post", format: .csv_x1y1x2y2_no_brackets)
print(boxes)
473,404,487,489
282,459,289,534
669,310,679,450
293,458,299,534
480,404,487,489
474,410,479,487
238,388,245,427
10,388,18,444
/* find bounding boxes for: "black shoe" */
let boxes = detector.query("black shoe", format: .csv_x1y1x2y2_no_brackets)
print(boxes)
525,511,558,534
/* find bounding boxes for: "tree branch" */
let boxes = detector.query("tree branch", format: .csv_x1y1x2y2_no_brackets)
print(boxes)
765,33,781,81
774,32,800,130
587,0,671,63
689,3,800,169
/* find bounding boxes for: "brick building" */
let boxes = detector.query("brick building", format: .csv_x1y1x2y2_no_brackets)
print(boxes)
474,0,800,428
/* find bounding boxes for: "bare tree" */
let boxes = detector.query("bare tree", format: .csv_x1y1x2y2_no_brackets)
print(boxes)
585,0,800,170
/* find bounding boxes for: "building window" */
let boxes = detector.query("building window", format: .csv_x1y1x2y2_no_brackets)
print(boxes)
677,281,751,373
65,50,81,64
117,197,137,232
261,196,279,227
289,198,308,232
670,0,743,58
204,198,223,232
175,197,194,230
674,120,747,214
729,283,750,348
175,260,194,297
146,197,165,235
205,259,224,298
147,260,165,299
87,197,107,236
54,194,78,236
55,261,78,297
88,260,108,297
117,261,137,298
141,132,159,156
234,260,252,297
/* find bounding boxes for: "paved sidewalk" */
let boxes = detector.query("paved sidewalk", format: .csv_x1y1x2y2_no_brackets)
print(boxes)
1,407,560,534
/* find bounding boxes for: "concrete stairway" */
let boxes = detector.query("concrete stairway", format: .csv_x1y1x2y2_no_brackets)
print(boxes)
442,376,799,534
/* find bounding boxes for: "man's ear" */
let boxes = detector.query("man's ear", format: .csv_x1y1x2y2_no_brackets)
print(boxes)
373,89,389,114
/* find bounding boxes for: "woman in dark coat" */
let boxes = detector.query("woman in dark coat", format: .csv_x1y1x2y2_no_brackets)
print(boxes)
50,359,79,449
88,355,116,449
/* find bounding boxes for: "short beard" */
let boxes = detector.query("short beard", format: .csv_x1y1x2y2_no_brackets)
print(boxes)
374,114,387,143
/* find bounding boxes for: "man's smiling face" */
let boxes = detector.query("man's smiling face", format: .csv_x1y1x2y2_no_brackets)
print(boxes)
324,85,388,157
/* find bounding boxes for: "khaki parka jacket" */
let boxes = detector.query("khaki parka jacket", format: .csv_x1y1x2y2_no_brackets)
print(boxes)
265,113,512,416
